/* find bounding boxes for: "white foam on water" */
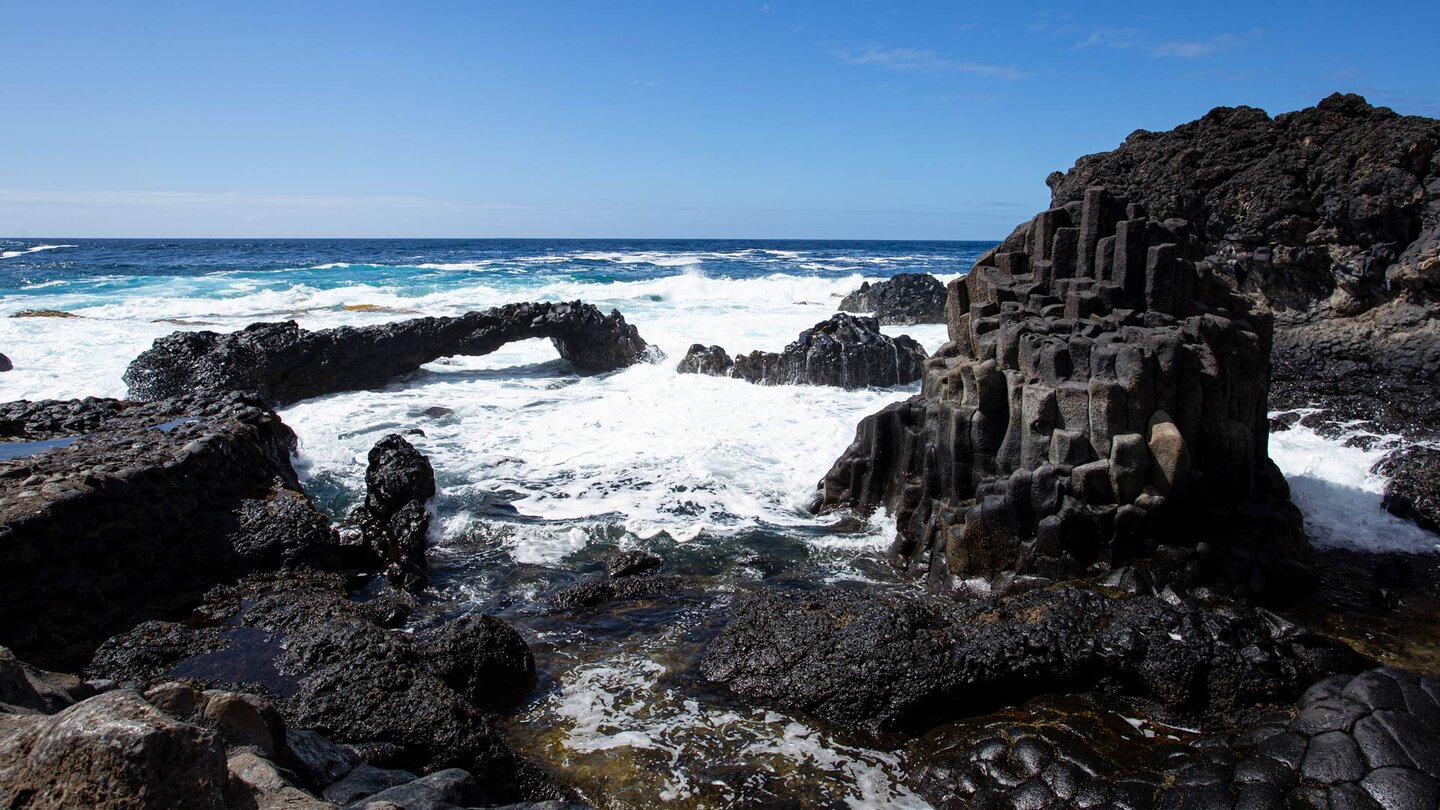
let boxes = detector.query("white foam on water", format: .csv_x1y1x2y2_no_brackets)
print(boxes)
1268,412,1440,554
0,244,76,259
525,652,930,808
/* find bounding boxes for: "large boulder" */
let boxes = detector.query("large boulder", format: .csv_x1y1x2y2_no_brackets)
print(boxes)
701,586,1365,738
677,313,926,388
87,573,558,804
1375,446,1440,535
0,690,229,809
124,301,658,406
0,393,341,670
838,272,948,325
813,186,1307,601
343,434,436,593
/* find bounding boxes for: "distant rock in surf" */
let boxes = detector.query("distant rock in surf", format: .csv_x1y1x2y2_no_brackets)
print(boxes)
0,352,10,372
838,272,947,325
677,313,926,389
123,300,659,406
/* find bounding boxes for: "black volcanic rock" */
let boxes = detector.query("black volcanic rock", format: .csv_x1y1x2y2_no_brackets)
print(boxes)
838,273,949,325
1375,446,1440,535
677,313,926,389
0,393,341,670
813,186,1306,601
124,300,658,406
87,572,562,803
701,586,1364,738
0,352,10,372
343,433,436,592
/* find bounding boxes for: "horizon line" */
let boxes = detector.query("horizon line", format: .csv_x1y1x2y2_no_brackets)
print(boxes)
0,234,1006,243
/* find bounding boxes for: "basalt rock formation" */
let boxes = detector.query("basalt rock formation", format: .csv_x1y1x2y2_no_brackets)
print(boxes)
0,352,10,372
813,185,1306,600
838,272,948,325
677,313,926,389
1040,94,1440,534
341,433,436,593
909,667,1440,809
87,572,561,804
124,301,658,406
0,392,341,670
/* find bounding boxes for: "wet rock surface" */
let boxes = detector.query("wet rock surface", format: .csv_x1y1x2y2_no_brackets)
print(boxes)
87,572,563,805
1375,446,1440,536
814,185,1307,601
0,392,341,671
677,313,926,389
701,586,1365,739
910,668,1440,810
838,272,948,325
342,434,436,593
0,351,10,372
124,300,658,406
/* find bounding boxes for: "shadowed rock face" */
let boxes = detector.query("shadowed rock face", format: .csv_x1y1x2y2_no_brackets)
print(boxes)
677,313,926,389
0,393,341,670
123,300,657,406
813,186,1308,602
839,272,948,325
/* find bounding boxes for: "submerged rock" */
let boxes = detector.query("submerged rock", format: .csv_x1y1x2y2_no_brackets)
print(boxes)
87,572,560,804
701,586,1364,738
677,313,926,389
124,300,658,406
0,393,341,671
838,272,948,325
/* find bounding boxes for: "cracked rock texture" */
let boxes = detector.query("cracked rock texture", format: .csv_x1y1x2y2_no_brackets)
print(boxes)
677,313,926,389
838,272,948,325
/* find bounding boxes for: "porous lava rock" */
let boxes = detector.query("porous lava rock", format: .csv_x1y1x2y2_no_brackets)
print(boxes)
1374,446,1440,536
838,272,949,325
342,434,436,593
700,586,1364,738
677,313,926,389
87,572,559,804
813,185,1306,601
0,393,341,670
124,300,658,406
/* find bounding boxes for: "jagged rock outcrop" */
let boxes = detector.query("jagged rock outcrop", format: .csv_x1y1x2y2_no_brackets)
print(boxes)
1040,94,1440,524
0,393,341,670
909,667,1440,809
87,572,561,804
124,301,658,406
677,313,926,389
701,586,1364,738
813,186,1307,600
838,272,948,324
342,434,436,593
1376,446,1440,535
0,352,10,372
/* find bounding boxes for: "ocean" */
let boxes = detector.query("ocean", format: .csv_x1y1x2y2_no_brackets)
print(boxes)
2,237,1434,807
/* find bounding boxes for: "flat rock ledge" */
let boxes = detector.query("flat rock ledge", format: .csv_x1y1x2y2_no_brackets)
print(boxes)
677,313,926,389
0,393,341,670
124,300,659,406
838,272,948,325
813,186,1310,602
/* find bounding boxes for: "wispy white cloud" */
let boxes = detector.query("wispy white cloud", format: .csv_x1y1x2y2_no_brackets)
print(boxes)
837,46,1024,80
1151,29,1262,59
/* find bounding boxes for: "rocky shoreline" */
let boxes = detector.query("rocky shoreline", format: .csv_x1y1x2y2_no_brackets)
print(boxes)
3,94,1440,809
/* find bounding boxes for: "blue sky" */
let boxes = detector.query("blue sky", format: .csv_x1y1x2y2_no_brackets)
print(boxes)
2,1,1436,239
